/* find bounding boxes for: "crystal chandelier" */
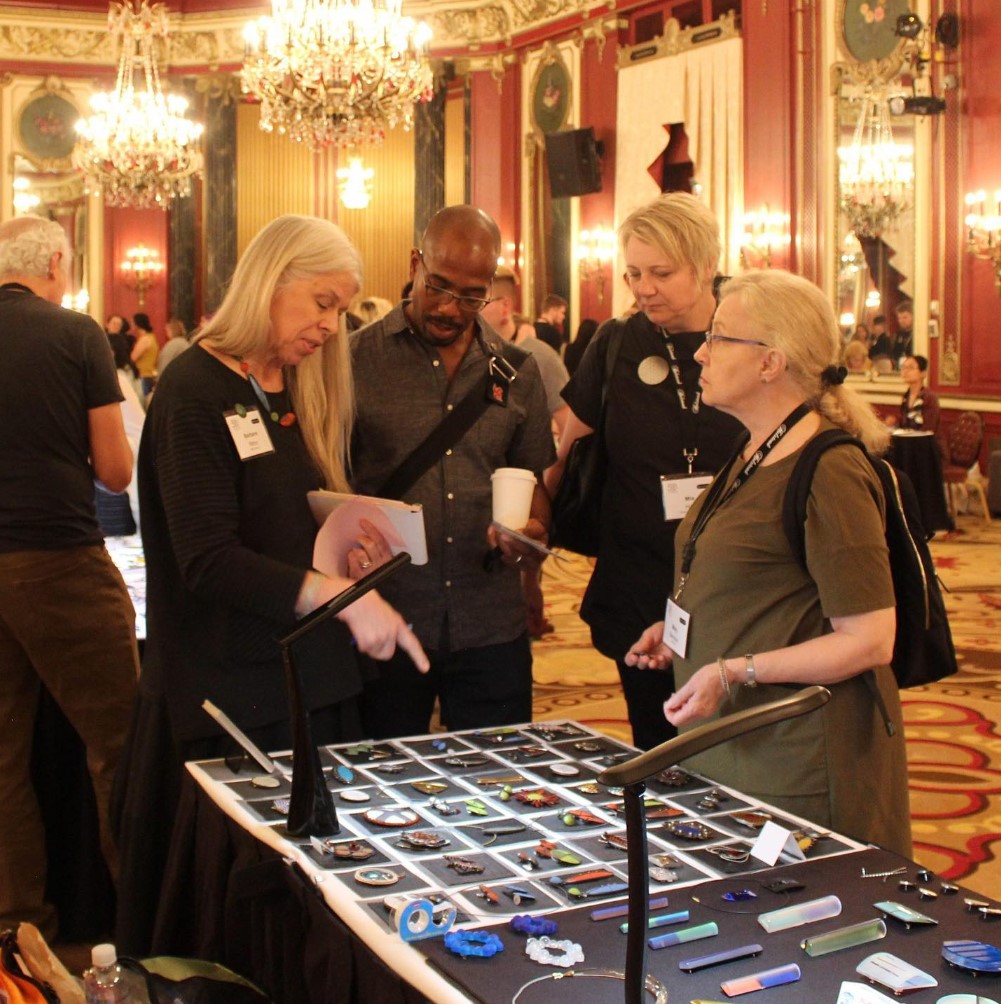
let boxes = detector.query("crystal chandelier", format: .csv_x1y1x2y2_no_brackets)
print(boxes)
838,89,914,239
73,1,204,209
241,0,434,150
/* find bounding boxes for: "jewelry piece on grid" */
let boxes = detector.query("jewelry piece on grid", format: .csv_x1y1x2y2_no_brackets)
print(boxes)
708,845,751,864
731,810,772,830
663,819,714,842
477,884,500,905
649,866,680,884
363,807,420,828
464,798,489,816
577,782,602,794
525,936,585,968
444,855,485,875
549,762,580,778
250,775,281,789
574,740,602,753
513,788,562,808
443,930,504,958
411,781,448,796
562,807,604,826
270,797,290,815
513,745,549,759
518,851,539,871
598,831,629,851
395,830,450,851
444,755,488,767
334,765,355,784
337,789,370,803
353,867,403,887
504,886,537,906
656,767,692,787
476,774,525,786
428,797,460,817
375,764,405,774
332,841,375,861
477,820,527,846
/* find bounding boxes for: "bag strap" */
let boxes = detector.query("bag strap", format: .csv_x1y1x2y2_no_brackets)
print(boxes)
780,429,895,737
376,341,527,500
597,322,625,423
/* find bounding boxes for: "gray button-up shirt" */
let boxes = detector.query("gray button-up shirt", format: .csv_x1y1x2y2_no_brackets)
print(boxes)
349,304,556,652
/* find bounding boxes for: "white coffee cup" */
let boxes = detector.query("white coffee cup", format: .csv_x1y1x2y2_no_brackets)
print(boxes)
491,467,536,529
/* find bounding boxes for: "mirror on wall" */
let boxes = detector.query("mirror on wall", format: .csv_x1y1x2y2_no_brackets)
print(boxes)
835,86,916,358
10,152,88,306
5,75,90,309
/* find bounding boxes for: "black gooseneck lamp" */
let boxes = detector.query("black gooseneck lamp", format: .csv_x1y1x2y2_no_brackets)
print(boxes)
596,685,832,1004
277,552,413,837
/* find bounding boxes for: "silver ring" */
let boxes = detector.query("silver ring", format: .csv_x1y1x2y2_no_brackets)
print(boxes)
359,559,372,569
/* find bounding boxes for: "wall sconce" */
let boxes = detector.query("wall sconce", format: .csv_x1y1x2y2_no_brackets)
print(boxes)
337,157,373,210
964,189,1001,294
575,226,617,303
739,205,790,269
12,177,40,215
121,244,164,308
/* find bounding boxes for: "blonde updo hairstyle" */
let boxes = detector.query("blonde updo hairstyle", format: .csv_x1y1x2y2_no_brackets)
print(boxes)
196,214,362,491
618,192,721,291
719,270,890,455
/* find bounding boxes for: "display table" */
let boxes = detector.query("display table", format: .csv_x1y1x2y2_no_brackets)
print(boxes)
152,722,1001,1003
888,430,954,533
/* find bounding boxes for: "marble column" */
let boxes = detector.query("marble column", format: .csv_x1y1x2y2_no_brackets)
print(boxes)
168,78,198,329
413,77,447,243
202,78,238,313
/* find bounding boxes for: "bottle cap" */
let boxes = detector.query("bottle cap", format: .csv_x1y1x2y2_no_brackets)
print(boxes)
92,944,117,967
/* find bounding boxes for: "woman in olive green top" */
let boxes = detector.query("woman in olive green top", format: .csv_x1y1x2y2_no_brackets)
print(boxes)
626,270,911,856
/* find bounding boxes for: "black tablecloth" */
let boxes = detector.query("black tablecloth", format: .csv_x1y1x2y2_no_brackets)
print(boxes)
152,775,431,1004
153,774,1001,1004
888,433,955,532
422,845,1000,1002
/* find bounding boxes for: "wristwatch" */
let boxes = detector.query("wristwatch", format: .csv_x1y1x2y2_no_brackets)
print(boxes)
744,653,758,687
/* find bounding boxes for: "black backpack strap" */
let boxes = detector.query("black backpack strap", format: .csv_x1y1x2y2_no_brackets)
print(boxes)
376,341,528,501
781,429,895,737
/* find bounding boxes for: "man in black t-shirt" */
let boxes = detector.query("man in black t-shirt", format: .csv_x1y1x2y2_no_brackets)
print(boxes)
0,216,139,939
534,293,568,353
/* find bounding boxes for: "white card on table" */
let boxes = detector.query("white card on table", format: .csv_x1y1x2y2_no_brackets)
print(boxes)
751,819,805,866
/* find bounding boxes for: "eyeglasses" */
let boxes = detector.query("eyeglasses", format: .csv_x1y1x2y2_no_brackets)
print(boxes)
703,330,769,352
416,250,494,312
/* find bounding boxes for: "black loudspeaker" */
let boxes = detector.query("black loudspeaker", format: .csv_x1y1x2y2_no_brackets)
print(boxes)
545,127,603,198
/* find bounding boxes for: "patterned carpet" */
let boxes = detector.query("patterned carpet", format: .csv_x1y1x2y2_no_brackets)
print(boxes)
530,514,1001,899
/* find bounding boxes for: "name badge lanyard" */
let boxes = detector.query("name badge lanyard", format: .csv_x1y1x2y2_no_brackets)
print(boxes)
673,402,812,605
662,334,701,474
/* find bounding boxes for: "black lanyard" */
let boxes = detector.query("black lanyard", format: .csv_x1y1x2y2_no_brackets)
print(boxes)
660,331,703,471
675,403,812,601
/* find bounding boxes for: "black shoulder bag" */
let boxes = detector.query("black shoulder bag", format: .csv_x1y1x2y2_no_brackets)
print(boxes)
549,324,625,557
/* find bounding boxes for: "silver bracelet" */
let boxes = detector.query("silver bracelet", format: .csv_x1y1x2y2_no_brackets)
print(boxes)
717,655,732,698
511,968,668,1004
744,652,758,687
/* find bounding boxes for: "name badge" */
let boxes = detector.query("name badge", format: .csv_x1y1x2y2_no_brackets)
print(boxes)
661,473,713,521
664,598,690,658
225,407,275,460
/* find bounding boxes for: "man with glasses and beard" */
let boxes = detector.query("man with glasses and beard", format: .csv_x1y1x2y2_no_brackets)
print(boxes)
349,205,555,739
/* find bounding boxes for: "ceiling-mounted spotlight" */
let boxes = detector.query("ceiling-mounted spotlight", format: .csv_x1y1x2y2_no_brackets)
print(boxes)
888,94,947,117
894,12,924,39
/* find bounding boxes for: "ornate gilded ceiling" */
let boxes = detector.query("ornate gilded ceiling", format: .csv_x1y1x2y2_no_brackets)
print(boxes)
0,0,609,69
